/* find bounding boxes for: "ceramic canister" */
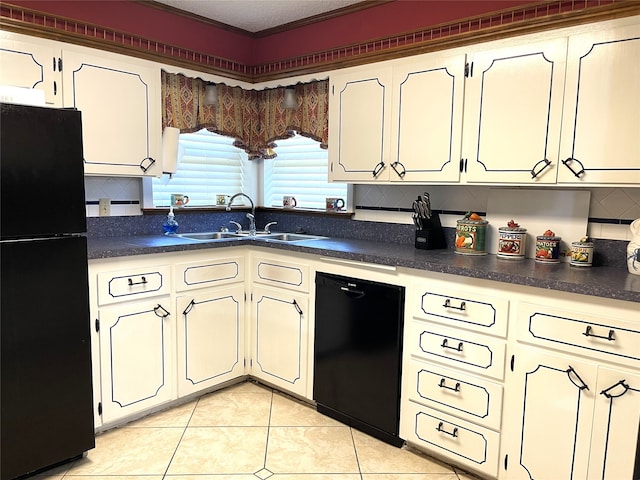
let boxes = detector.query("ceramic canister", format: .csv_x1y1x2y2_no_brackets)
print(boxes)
497,226,527,260
570,240,594,267
455,219,488,255
535,235,561,263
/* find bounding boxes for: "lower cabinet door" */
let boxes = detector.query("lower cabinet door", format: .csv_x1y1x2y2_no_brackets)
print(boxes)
401,400,500,478
99,298,174,424
588,366,640,480
250,286,309,397
503,347,597,480
176,285,245,397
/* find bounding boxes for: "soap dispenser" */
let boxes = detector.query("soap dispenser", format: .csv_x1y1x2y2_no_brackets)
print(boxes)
162,206,179,235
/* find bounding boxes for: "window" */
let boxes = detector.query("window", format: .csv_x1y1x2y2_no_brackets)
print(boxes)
263,134,348,210
151,129,250,207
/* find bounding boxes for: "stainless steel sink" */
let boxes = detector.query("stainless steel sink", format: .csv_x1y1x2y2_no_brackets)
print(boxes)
259,233,327,243
176,232,241,241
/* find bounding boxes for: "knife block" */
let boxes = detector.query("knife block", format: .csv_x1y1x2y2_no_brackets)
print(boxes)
415,213,447,250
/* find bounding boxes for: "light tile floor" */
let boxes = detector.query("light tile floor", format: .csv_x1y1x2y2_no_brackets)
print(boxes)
37,381,482,480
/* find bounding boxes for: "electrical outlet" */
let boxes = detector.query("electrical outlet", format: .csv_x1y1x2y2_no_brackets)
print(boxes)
99,198,110,216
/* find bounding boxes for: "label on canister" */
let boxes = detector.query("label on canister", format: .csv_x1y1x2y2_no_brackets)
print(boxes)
455,220,488,255
497,228,527,259
535,236,561,263
571,242,594,267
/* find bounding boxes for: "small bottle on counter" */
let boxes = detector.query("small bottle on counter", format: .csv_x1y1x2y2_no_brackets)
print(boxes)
162,206,179,235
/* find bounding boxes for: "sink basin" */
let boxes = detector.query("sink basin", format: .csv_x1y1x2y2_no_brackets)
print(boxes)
176,232,241,241
260,233,327,243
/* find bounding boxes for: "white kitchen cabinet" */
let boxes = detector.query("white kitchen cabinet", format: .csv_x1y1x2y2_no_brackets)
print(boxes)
174,254,246,397
176,285,245,397
328,65,393,182
250,285,309,397
0,34,61,106
389,53,466,183
62,48,161,177
98,298,174,425
462,38,567,184
558,23,640,185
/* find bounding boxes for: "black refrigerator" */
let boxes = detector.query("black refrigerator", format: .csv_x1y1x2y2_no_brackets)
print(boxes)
1,102,95,480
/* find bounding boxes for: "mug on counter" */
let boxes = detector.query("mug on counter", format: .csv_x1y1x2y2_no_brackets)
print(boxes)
216,194,229,206
171,194,189,207
283,196,297,208
326,197,345,211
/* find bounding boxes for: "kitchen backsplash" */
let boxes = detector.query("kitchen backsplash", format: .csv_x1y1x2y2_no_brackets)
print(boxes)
85,177,640,241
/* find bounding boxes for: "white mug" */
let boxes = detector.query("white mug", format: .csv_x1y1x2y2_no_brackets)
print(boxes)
283,196,297,208
171,194,189,207
326,197,345,211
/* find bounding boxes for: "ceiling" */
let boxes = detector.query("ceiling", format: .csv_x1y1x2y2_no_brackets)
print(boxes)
153,0,365,33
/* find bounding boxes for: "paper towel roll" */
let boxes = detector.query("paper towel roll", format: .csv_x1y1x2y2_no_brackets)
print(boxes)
161,126,180,174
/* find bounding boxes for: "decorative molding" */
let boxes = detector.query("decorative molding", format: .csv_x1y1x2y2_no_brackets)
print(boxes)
1,1,638,82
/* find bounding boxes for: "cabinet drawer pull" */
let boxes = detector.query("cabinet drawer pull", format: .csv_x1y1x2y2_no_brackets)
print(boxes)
127,276,147,286
601,379,630,399
566,365,589,391
583,325,615,341
561,157,586,178
443,299,466,311
372,161,385,178
530,158,551,179
153,304,170,318
438,378,461,392
441,338,463,352
436,421,459,438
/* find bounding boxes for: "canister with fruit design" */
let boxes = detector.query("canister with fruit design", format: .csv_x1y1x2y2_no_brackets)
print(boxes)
455,212,488,255
535,230,561,263
497,219,526,260
570,237,594,267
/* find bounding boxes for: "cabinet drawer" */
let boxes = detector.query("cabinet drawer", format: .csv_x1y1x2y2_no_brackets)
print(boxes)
415,288,508,337
405,360,503,430
97,265,170,305
407,321,506,380
401,400,500,478
175,256,244,292
254,258,309,293
518,302,640,365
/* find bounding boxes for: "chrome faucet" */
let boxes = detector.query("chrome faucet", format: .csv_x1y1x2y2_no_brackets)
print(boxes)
263,221,277,234
226,193,256,236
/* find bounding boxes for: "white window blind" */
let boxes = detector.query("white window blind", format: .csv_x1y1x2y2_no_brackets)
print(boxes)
264,134,347,210
152,129,249,207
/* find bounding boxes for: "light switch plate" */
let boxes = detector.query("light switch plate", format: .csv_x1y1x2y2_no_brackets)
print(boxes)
99,198,111,216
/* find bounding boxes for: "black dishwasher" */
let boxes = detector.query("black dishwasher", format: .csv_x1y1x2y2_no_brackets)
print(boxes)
314,272,405,447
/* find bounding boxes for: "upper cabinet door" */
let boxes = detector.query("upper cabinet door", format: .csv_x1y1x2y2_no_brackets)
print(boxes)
558,24,640,185
390,53,466,183
62,49,161,177
463,38,567,184
328,66,393,182
0,36,61,106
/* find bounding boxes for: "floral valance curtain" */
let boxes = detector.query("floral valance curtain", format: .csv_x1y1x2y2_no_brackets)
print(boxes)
161,70,328,159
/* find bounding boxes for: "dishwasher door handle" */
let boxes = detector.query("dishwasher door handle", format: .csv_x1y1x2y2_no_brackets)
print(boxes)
340,286,366,299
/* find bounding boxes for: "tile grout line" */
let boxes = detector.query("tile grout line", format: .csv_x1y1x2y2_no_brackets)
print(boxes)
262,388,275,472
161,397,200,479
349,427,364,480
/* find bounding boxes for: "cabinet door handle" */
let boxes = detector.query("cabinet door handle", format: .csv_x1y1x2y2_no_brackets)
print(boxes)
182,299,196,315
390,161,406,178
438,378,461,392
436,421,459,438
566,365,589,391
372,161,385,178
601,379,630,399
441,338,463,352
583,325,615,341
153,304,170,318
292,299,303,315
127,276,147,286
561,157,586,178
443,299,466,311
140,157,156,173
530,158,551,179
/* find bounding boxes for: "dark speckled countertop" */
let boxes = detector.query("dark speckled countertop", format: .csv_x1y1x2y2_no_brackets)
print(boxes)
87,234,640,304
